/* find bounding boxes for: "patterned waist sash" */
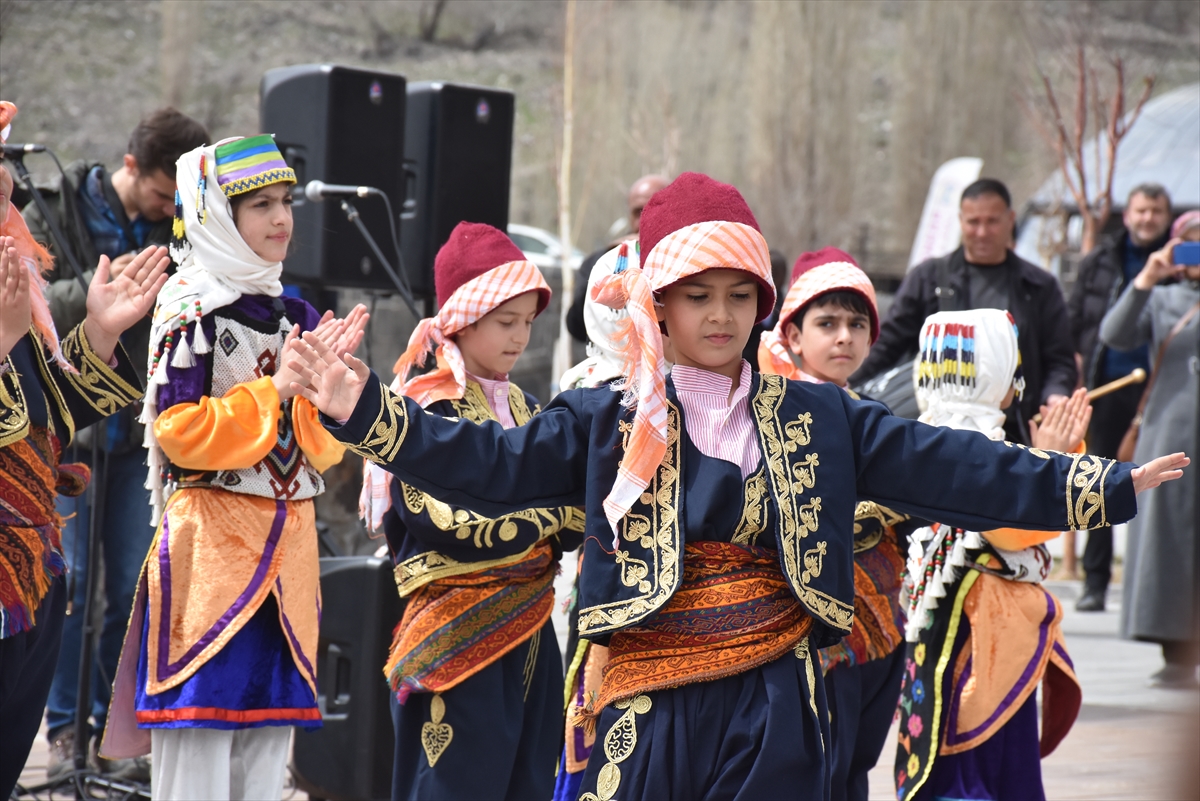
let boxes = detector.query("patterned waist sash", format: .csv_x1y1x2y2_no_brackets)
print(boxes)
385,539,556,703
583,540,812,723
0,425,88,637
821,536,905,670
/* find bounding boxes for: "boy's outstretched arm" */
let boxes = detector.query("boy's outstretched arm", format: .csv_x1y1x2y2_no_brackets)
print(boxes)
287,334,590,517
841,390,1188,534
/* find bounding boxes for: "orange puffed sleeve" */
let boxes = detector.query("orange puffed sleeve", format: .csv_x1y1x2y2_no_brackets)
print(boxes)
293,397,346,473
154,376,282,471
982,527,1060,551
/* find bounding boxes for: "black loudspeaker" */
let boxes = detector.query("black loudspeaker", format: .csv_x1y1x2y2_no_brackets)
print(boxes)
260,64,406,290
401,81,515,299
293,556,403,801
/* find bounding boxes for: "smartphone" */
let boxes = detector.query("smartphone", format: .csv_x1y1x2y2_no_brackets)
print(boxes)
1175,241,1200,266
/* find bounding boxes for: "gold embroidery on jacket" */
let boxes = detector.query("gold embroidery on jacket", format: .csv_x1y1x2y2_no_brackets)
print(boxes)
0,358,31,448
391,509,586,597
794,637,819,718
731,467,769,546
421,694,453,767
753,374,853,633
578,406,682,636
59,324,141,418
579,695,653,801
1002,441,1053,459
1065,454,1114,530
351,382,409,463
853,501,908,553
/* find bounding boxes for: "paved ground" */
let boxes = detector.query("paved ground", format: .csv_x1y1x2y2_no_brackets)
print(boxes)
866,580,1200,800
17,574,1199,799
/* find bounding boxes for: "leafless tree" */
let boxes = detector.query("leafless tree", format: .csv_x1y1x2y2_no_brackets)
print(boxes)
1021,44,1155,254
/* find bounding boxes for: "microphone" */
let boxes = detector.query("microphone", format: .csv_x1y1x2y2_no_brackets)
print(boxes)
2,143,47,156
302,180,381,202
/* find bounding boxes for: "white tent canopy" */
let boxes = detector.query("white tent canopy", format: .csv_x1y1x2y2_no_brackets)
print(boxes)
1027,82,1200,212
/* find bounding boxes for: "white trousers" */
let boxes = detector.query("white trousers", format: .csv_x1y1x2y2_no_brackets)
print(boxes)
150,726,292,801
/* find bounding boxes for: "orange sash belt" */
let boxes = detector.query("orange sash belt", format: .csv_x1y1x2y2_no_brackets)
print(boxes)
385,540,555,703
585,540,812,723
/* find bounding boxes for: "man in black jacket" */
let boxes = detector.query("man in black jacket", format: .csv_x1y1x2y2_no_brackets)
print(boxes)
21,107,208,781
1067,183,1171,612
852,178,1077,443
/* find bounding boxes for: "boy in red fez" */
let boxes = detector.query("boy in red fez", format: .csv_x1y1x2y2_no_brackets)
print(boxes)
760,247,910,801
287,173,1187,800
362,222,584,801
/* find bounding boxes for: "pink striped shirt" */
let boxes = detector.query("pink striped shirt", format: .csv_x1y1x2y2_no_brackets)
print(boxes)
468,372,517,429
671,360,761,478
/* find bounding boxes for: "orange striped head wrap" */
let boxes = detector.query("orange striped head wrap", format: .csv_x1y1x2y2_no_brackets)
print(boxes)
360,222,551,530
590,172,774,537
758,247,878,380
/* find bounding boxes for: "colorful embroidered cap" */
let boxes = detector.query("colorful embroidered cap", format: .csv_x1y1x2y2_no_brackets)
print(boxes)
213,134,295,198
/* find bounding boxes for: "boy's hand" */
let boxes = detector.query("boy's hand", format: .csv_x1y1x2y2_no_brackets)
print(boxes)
288,331,370,422
1131,453,1190,495
1029,387,1091,452
0,237,32,361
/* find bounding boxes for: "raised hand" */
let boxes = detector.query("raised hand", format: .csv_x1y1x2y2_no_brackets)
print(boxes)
1133,237,1184,290
0,237,32,361
287,331,371,422
83,245,170,362
1132,453,1190,495
1030,387,1092,452
272,323,303,401
331,303,369,358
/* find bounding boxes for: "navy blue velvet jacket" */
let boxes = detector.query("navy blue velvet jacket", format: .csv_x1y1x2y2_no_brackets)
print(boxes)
328,369,1135,646
381,380,585,598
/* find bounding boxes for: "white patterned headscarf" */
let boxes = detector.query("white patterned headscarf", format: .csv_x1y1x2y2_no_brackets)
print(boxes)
914,309,1024,442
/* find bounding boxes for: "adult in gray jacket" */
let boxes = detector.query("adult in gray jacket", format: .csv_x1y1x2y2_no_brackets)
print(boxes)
1102,212,1200,689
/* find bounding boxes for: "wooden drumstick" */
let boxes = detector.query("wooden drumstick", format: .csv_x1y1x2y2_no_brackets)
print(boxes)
1031,368,1146,423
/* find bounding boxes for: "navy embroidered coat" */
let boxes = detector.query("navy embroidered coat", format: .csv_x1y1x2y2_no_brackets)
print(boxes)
381,379,586,598
328,369,1135,647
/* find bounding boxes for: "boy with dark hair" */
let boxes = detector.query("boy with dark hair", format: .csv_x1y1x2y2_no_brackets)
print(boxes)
20,106,209,780
760,248,912,800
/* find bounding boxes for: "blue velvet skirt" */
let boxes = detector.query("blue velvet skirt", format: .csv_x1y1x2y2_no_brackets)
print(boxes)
135,594,319,730
575,642,831,801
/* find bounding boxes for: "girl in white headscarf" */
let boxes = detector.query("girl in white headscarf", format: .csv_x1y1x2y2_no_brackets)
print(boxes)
102,135,367,801
897,308,1092,801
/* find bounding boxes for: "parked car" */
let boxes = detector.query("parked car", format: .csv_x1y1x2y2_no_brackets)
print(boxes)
507,223,585,271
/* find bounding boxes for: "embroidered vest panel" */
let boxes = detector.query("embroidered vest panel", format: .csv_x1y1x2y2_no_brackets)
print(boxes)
180,311,323,501
576,373,857,641
388,381,585,597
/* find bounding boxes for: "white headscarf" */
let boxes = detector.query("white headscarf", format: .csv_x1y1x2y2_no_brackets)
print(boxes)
914,309,1023,442
557,243,637,391
140,138,291,521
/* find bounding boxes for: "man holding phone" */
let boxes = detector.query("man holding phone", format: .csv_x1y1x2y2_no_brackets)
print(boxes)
1068,183,1172,612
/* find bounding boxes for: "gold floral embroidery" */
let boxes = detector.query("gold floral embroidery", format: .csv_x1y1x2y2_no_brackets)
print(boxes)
351,381,409,464
578,406,682,636
579,695,653,801
794,638,819,718
1065,453,1115,530
1002,441,1053,459
731,467,769,546
59,324,142,417
853,501,908,553
421,694,453,767
753,374,853,633
392,510,586,597
401,482,577,549
802,541,827,584
523,628,541,701
0,358,30,448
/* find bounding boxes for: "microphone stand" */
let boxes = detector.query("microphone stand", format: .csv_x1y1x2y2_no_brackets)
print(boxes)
338,198,420,319
6,151,90,295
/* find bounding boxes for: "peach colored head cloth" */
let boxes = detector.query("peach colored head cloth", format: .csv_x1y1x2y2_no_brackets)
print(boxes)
359,257,551,531
591,172,773,538
758,248,877,380
0,100,70,371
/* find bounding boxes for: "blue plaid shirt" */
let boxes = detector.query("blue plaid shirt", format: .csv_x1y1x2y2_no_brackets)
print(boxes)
77,166,156,260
